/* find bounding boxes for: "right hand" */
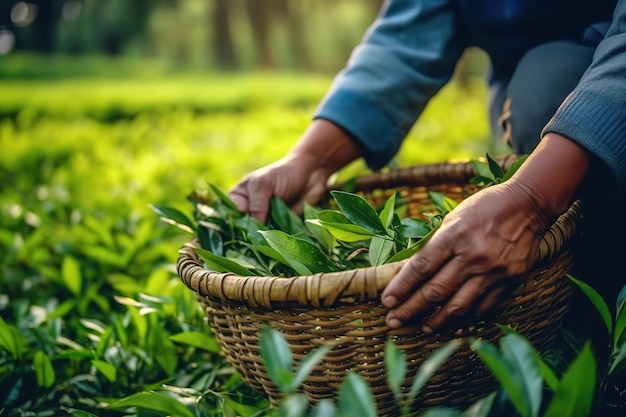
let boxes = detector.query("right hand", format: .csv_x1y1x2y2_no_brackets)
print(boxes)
228,153,331,223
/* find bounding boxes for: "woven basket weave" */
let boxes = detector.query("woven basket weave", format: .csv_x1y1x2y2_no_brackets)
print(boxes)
177,156,582,415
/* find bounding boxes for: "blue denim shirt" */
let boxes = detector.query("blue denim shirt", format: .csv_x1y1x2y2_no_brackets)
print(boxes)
315,0,625,191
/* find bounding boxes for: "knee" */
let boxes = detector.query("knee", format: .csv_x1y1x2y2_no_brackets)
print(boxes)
505,41,594,154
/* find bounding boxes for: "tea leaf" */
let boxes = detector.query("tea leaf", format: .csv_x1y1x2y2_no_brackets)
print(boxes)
614,284,626,346
108,391,196,417
149,204,195,233
338,372,378,417
472,338,531,417
369,235,394,266
208,183,240,212
277,394,310,417
194,247,255,276
501,155,528,182
33,351,55,388
398,217,431,239
270,195,307,236
62,255,82,296
260,328,293,392
290,343,334,391
0,316,21,359
330,190,387,235
471,159,495,183
92,359,116,383
260,230,338,275
170,331,221,353
486,153,505,181
384,340,406,398
568,275,613,335
428,191,458,214
609,341,626,374
379,192,397,229
198,225,223,255
311,218,374,242
222,397,262,417
310,399,337,417
544,342,596,417
304,209,335,254
500,333,543,417
407,340,460,403
386,223,440,263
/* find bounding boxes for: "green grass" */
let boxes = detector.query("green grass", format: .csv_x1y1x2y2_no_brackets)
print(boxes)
0,56,497,415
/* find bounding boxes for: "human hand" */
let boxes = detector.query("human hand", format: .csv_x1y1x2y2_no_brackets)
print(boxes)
381,181,551,333
229,119,362,223
228,153,331,223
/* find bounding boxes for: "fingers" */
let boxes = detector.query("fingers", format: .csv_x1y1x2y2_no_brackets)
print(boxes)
384,257,465,329
229,179,273,224
381,230,453,310
421,276,490,332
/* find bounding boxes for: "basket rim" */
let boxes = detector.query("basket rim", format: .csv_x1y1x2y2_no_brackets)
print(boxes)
177,157,582,308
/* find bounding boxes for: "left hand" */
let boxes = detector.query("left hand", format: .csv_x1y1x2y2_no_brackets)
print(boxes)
381,180,550,332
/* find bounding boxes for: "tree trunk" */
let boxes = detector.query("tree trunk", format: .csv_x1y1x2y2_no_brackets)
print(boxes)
244,0,274,69
212,0,238,69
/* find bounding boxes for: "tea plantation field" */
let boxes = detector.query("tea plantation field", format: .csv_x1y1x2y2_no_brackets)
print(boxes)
0,66,493,415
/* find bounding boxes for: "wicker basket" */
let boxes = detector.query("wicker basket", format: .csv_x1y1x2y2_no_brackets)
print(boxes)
177,156,582,415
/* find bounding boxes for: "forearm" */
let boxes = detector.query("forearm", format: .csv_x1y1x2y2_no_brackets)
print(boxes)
286,119,363,179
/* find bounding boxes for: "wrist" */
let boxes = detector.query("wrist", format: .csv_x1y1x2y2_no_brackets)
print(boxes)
508,133,589,225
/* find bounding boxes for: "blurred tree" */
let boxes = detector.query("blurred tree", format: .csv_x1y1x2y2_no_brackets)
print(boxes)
212,0,238,69
0,0,64,53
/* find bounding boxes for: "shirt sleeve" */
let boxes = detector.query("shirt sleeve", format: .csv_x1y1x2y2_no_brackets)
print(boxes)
313,0,467,170
542,0,626,191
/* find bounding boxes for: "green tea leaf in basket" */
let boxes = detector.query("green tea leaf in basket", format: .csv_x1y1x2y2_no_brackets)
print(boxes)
471,158,496,183
379,191,397,229
260,230,339,275
193,247,255,276
386,223,440,263
369,235,394,266
208,183,240,212
197,225,223,255
330,190,387,235
304,203,335,254
501,155,528,182
486,153,505,181
384,340,406,398
309,218,374,243
544,341,596,417
149,204,195,233
270,195,308,236
398,217,431,239
428,191,458,215
260,328,293,393
338,372,378,417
